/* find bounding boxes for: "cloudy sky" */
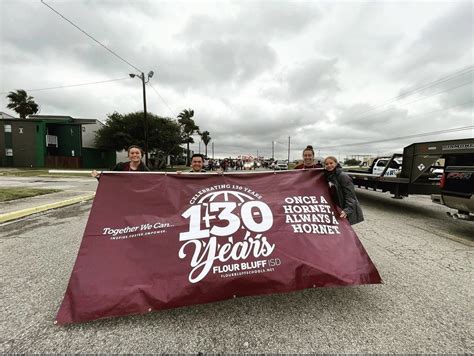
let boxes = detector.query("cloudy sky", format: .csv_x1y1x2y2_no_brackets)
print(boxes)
1,0,472,160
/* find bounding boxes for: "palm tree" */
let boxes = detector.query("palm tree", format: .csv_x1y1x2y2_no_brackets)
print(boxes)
6,89,39,118
178,108,199,165
200,130,211,157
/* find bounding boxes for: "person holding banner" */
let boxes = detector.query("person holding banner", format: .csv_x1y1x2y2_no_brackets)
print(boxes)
176,154,208,174
324,156,364,225
91,145,150,179
189,154,207,173
294,145,323,169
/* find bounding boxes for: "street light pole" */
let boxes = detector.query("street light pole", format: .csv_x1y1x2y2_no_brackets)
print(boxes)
140,72,149,166
130,71,154,166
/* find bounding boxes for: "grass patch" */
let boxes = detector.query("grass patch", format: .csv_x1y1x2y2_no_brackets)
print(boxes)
0,169,50,177
0,167,189,176
0,188,61,202
0,169,93,178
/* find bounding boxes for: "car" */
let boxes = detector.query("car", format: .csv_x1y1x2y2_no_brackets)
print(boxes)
273,160,288,170
370,157,402,176
243,161,253,170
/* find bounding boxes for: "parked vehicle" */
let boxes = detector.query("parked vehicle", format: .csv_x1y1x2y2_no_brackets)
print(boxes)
431,156,474,220
428,166,444,181
370,157,403,176
243,161,254,170
346,138,473,201
271,160,288,170
344,156,402,176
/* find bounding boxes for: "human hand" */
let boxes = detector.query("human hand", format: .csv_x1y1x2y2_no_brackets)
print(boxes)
340,211,347,218
91,170,101,179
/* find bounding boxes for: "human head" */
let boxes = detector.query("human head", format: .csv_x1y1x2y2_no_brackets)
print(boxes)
127,145,144,162
191,153,204,172
324,156,338,172
302,145,315,166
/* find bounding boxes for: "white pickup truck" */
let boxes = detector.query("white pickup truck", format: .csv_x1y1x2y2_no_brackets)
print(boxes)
370,157,403,176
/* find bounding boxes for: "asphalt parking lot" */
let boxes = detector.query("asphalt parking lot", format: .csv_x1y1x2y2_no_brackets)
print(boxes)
1,185,472,353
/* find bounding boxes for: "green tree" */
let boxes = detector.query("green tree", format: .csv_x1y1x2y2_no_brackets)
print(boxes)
200,130,211,157
6,89,39,118
95,111,183,168
177,108,199,166
152,117,184,169
344,158,362,166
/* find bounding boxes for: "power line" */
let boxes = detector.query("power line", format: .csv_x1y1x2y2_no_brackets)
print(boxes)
0,77,131,94
349,80,473,122
39,1,175,123
346,66,473,121
400,100,473,120
148,83,176,117
41,0,142,73
319,126,474,149
397,65,473,98
394,80,472,107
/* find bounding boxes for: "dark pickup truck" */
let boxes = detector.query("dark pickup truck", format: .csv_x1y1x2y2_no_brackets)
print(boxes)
347,138,473,199
431,149,474,220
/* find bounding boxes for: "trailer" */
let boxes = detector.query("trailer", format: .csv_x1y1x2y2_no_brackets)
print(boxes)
346,138,474,199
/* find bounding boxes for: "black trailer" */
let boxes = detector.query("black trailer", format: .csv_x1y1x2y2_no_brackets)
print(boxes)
347,138,474,199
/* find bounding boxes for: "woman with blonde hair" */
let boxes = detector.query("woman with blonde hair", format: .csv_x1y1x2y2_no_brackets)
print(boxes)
323,155,364,225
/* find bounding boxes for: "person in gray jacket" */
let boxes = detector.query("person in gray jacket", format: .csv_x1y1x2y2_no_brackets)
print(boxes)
323,156,364,225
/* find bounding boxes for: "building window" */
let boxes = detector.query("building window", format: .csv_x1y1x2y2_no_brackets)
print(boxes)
19,127,24,134
5,148,13,156
4,124,12,133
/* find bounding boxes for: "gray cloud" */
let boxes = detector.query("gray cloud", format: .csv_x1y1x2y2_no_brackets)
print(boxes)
135,39,277,93
261,58,340,102
285,58,340,99
179,1,320,43
1,1,472,160
393,2,473,79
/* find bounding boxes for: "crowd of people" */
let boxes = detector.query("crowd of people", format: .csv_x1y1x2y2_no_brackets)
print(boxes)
92,144,363,225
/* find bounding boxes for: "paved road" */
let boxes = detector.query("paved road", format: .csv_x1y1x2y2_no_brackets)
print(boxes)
0,176,98,191
0,176,98,216
0,188,472,353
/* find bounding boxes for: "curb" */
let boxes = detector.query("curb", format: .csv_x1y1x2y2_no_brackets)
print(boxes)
0,193,96,223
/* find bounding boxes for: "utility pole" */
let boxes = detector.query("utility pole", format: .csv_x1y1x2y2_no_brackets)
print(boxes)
212,142,214,159
288,136,290,163
129,71,154,166
141,72,148,166
272,141,274,160
199,140,201,154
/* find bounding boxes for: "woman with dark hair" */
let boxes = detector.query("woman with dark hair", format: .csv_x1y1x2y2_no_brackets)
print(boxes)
323,155,364,225
294,145,322,169
91,145,150,178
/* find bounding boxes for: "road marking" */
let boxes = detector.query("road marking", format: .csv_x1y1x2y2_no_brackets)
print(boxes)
0,194,95,223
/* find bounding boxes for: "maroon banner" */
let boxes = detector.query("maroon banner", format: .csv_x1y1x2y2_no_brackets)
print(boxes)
56,170,381,325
